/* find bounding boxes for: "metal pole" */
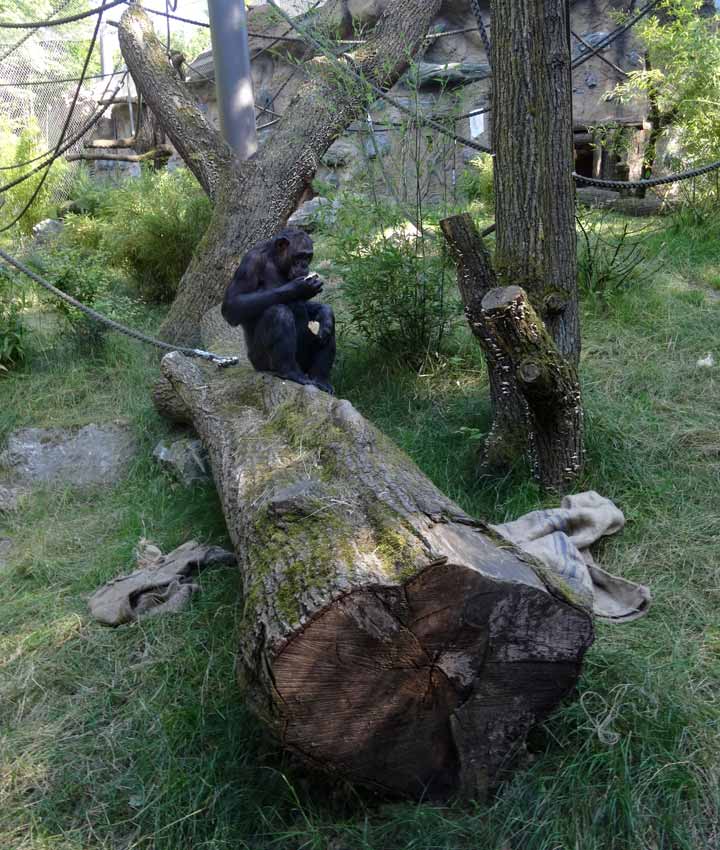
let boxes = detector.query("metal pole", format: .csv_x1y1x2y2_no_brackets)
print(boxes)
207,0,258,160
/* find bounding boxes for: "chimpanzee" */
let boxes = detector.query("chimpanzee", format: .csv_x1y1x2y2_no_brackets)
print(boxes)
221,228,335,393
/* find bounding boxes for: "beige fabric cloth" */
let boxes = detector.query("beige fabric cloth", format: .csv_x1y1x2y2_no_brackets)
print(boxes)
88,539,236,626
490,491,651,623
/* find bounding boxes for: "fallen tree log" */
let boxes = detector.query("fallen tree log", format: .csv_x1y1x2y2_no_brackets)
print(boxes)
66,146,172,164
155,309,594,799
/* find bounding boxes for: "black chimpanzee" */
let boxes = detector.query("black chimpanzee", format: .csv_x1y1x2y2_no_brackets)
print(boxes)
221,228,335,393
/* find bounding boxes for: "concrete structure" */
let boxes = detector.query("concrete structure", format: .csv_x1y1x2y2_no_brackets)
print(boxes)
93,1,716,198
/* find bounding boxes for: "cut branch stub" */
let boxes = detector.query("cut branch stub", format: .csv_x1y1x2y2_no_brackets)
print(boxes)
155,308,594,799
479,286,584,489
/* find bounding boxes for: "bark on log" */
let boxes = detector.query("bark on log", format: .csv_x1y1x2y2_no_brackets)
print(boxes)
440,213,527,467
117,0,440,346
155,309,594,799
66,146,172,164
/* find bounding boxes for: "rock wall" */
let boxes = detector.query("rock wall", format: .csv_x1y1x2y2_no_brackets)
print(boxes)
91,1,680,198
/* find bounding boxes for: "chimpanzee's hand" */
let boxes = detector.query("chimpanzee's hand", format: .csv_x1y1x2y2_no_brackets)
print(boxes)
292,274,324,300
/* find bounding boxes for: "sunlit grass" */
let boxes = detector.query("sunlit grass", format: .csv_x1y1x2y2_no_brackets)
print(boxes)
1,210,719,849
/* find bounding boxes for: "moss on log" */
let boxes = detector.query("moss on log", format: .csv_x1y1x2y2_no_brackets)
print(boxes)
155,309,594,799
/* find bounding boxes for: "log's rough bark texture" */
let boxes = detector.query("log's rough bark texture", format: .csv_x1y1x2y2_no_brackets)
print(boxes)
440,213,527,467
479,286,583,487
118,0,441,346
156,309,594,799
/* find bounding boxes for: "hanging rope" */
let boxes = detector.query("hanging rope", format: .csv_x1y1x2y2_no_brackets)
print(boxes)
0,7,105,233
0,0,127,29
0,247,240,367
574,158,720,190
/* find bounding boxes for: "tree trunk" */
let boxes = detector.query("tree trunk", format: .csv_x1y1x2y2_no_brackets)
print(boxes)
439,1,583,486
441,215,583,489
117,0,440,346
155,308,594,800
492,0,579,359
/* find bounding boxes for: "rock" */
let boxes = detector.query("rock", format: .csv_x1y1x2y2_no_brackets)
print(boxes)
363,132,391,160
31,218,63,243
152,438,210,486
321,139,358,168
0,423,137,491
287,196,336,232
0,537,11,569
0,485,23,513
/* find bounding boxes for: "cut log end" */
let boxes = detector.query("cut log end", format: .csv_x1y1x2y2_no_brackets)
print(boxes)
269,559,593,799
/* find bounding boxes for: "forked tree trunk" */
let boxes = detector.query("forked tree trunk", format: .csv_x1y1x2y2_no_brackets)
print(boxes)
441,0,583,488
440,216,583,488
155,309,594,799
117,1,440,346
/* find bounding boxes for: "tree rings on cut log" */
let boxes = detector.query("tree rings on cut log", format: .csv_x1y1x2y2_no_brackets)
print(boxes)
158,312,594,800
273,562,591,798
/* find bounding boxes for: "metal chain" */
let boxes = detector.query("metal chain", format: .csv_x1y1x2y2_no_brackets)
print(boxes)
0,247,239,367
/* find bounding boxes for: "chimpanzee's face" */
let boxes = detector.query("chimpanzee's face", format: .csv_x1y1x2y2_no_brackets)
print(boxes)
275,229,314,280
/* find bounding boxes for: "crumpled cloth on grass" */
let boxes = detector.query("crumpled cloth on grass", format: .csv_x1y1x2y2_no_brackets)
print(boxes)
88,539,236,626
490,491,651,623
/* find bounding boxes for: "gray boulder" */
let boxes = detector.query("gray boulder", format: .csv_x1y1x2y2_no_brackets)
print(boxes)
0,423,138,490
31,218,64,243
0,485,23,513
153,438,210,487
287,196,336,232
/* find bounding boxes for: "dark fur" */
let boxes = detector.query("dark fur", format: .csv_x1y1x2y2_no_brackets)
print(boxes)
221,228,335,392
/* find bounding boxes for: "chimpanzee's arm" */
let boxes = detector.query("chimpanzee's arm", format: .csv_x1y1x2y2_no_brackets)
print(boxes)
221,251,310,327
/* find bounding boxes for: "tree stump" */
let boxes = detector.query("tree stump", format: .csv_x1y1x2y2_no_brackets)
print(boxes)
155,309,594,799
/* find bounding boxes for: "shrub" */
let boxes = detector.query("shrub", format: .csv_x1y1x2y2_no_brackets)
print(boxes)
328,196,455,369
459,153,494,206
0,268,28,372
576,209,655,305
62,168,212,303
0,117,68,236
26,244,142,350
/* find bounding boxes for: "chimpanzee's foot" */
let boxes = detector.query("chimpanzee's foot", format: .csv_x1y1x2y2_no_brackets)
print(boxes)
269,369,315,386
310,378,334,394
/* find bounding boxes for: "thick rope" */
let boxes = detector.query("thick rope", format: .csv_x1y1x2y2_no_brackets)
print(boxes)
574,158,720,190
0,0,126,29
470,0,492,67
0,247,239,367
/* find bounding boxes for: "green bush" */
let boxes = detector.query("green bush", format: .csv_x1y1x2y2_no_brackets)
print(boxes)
328,196,455,369
576,209,655,305
459,152,494,206
26,244,143,350
0,118,68,236
0,268,28,372
62,168,212,303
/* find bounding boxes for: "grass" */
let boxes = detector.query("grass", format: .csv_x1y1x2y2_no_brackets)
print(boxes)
1,211,719,850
